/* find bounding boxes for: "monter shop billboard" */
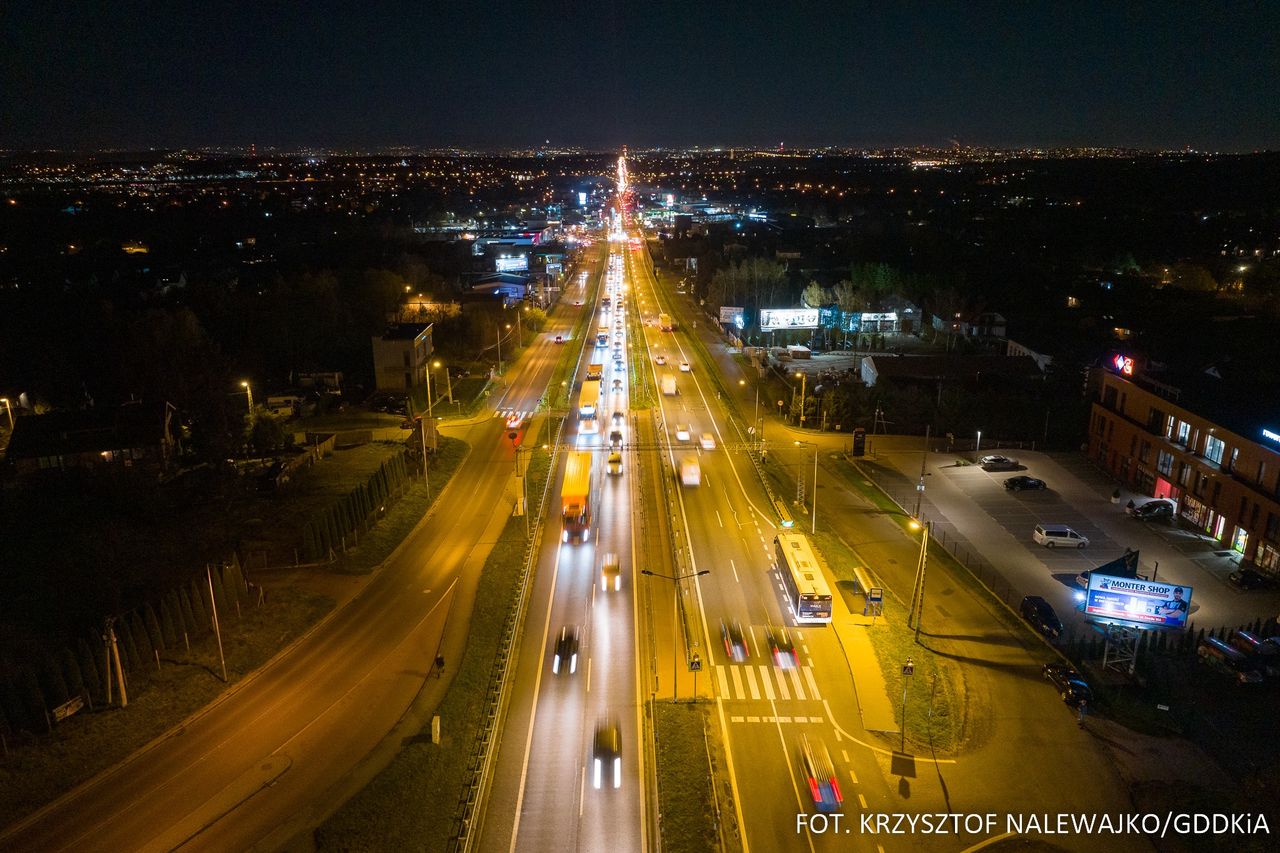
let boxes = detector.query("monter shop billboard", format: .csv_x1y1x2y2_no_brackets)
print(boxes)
1084,574,1192,629
759,308,819,330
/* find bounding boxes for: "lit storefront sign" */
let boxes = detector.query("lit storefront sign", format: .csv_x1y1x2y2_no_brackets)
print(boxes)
1111,354,1134,376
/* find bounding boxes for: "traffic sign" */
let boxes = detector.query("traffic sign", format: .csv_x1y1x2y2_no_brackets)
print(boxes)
902,659,914,677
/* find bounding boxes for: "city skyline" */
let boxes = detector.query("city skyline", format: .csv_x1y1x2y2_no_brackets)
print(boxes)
3,1,1278,151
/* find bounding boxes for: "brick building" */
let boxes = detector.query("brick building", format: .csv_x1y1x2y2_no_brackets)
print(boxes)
1088,365,1280,573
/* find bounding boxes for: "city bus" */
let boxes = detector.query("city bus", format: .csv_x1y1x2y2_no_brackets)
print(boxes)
773,532,833,623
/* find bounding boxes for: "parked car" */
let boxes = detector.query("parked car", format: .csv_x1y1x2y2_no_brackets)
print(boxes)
1033,523,1089,549
1133,499,1175,521
1020,595,1063,638
1004,475,1046,491
1042,663,1092,706
721,619,749,662
980,454,1020,471
1229,568,1271,590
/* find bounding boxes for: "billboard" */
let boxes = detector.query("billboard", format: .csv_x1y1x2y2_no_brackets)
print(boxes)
1084,574,1192,629
759,308,819,331
495,255,528,272
719,306,745,328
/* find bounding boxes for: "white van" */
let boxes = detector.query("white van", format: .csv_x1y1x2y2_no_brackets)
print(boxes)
1033,523,1089,549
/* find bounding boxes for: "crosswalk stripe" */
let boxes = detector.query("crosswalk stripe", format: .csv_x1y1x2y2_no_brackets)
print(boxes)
730,667,745,699
788,667,806,701
759,666,775,701
745,666,760,700
803,666,821,701
775,667,791,700
716,666,729,698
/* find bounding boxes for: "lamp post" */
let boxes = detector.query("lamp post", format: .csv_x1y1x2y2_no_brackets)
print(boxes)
975,429,983,456
433,360,453,403
908,519,931,642
795,371,807,428
240,380,254,416
640,568,710,702
913,425,931,519
0,397,12,431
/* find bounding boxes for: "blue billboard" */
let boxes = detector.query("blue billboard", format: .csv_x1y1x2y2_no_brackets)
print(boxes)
1084,574,1192,629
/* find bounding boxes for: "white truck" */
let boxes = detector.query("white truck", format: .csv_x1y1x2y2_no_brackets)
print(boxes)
661,374,677,396
679,456,701,487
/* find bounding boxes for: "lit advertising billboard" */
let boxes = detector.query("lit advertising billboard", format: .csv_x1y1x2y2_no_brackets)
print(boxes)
719,306,745,328
759,308,819,330
495,255,528,272
1085,574,1192,629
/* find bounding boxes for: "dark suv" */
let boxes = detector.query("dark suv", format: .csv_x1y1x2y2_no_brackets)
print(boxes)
1020,595,1063,639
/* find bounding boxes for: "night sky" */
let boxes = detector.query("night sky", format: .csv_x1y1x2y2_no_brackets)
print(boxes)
2,1,1277,151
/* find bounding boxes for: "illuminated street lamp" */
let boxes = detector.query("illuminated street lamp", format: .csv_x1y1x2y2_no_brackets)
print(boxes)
0,397,12,431
795,371,807,428
240,381,254,416
641,568,711,703
433,359,453,403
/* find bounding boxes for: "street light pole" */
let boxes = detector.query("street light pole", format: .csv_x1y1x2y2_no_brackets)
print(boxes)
975,429,983,456
914,425,930,519
640,568,710,702
240,381,254,417
795,372,807,428
0,397,12,430
908,521,930,641
812,447,819,534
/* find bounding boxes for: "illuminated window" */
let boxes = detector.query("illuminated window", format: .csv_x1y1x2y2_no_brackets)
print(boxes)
1205,435,1225,465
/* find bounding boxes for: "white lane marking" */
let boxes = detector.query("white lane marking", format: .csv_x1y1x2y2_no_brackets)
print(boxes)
848,765,858,785
715,509,723,528
580,766,586,817
842,749,850,763
859,793,868,810
788,667,807,701
759,665,775,701
747,625,761,659
730,558,740,583
775,669,791,701
586,656,592,693
803,666,821,701
744,665,760,700
730,666,745,700
716,665,730,698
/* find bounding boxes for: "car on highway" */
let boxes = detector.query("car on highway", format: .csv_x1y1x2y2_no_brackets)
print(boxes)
554,335,564,344
700,432,716,450
614,359,625,373
1019,595,1063,638
980,454,1020,471
611,378,623,392
679,361,691,372
1132,499,1175,521
505,413,525,430
609,429,623,448
1004,475,1046,491
607,451,623,476
721,619,749,662
799,735,842,812
1042,663,1091,706
592,719,622,789
674,424,691,442
1229,568,1271,590
601,552,621,591
766,626,798,669
612,410,625,426
553,626,579,675
655,354,667,365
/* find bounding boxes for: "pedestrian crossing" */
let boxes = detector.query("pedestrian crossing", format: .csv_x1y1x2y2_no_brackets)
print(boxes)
729,714,826,725
715,664,822,702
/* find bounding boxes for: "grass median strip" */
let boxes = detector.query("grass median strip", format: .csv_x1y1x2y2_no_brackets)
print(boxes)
654,702,720,853
316,447,552,851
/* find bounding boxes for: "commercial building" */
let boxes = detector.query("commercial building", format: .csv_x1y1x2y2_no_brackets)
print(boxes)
1088,361,1280,573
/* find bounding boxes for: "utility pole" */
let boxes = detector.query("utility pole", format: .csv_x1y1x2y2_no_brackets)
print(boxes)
796,371,808,428
207,565,227,682
914,425,930,519
908,522,930,642
104,618,127,707
812,448,819,534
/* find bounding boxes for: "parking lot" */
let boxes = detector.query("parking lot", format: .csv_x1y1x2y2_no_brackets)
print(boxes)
861,444,1280,638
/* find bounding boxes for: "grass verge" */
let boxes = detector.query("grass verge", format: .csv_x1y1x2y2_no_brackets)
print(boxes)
0,588,334,830
654,703,720,853
314,447,552,851
334,436,468,574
